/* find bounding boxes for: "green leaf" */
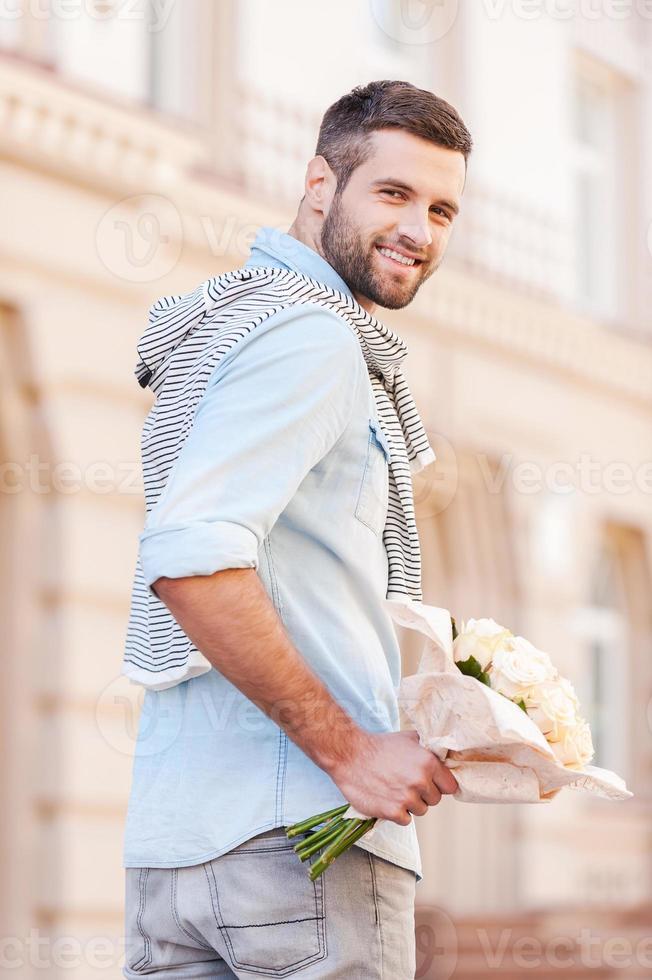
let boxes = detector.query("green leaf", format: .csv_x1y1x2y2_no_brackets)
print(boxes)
515,698,528,714
455,655,491,686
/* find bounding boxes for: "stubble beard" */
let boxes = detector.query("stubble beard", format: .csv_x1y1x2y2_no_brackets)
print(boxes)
320,192,436,310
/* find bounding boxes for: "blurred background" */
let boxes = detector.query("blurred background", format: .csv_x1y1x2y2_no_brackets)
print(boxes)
0,0,651,977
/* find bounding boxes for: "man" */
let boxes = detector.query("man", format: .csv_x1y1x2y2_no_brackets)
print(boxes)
122,79,472,978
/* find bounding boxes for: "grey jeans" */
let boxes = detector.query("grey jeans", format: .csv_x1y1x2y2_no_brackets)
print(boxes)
123,827,416,979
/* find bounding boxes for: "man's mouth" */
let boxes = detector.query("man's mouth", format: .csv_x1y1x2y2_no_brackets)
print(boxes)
375,245,423,271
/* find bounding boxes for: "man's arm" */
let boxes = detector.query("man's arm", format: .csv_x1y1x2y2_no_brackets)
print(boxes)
140,307,458,822
154,567,458,824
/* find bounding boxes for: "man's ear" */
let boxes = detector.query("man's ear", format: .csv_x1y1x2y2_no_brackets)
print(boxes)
303,155,336,215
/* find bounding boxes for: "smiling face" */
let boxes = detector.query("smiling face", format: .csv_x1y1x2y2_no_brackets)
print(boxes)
319,128,466,311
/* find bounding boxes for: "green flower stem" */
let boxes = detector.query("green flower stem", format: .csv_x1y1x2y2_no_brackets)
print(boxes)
285,804,349,839
295,821,348,861
293,817,346,855
308,818,377,881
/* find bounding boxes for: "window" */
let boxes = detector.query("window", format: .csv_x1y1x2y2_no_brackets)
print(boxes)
0,3,53,63
414,450,520,628
42,0,205,121
0,14,22,53
571,525,651,787
146,0,206,123
570,63,628,321
585,540,629,775
47,1,151,103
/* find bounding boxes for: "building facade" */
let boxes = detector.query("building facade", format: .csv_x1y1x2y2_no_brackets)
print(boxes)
1,1,651,976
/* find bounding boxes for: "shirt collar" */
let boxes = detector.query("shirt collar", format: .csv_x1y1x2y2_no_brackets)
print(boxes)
244,226,354,299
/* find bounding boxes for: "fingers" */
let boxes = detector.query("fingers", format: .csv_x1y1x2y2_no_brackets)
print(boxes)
392,790,429,821
432,762,459,795
416,746,458,796
388,807,413,826
407,796,429,818
419,781,443,807
381,732,458,823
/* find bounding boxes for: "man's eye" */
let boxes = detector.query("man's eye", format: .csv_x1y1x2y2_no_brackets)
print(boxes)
380,189,404,199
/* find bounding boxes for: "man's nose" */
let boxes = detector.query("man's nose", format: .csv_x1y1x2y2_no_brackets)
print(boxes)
397,212,433,251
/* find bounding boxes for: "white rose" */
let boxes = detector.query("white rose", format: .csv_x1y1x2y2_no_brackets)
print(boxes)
524,678,581,742
489,636,558,699
549,718,594,769
557,675,581,709
453,618,513,671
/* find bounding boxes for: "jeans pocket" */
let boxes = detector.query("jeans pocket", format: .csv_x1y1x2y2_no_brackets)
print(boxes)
205,833,326,976
124,869,152,973
355,418,391,536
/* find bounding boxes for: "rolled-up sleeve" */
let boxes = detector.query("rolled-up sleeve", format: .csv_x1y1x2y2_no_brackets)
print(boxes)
138,305,362,590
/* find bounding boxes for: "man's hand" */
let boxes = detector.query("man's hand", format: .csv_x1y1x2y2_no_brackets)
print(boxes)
153,567,457,827
328,729,459,825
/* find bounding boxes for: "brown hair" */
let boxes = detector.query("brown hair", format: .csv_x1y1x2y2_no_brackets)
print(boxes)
315,79,473,194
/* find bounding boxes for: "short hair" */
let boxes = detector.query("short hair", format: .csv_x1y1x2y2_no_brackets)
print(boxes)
315,79,473,194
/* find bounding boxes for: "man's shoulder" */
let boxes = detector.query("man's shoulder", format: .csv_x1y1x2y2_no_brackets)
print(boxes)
210,295,361,362
265,299,360,344
202,299,363,394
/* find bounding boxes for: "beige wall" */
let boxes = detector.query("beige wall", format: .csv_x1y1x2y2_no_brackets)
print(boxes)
1,4,651,977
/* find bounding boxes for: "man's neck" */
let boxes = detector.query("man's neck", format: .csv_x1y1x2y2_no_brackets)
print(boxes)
285,220,322,262
285,223,377,316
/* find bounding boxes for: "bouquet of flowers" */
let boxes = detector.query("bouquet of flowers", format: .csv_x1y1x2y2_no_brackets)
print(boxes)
286,598,632,880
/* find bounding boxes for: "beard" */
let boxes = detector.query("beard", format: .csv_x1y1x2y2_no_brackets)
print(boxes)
320,192,437,310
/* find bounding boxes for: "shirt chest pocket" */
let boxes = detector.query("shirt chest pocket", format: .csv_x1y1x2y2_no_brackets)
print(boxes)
354,417,391,536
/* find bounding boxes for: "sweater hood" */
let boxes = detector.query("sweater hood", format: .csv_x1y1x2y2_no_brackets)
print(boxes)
135,280,209,391
133,266,411,396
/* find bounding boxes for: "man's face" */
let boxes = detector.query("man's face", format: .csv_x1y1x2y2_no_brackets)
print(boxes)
320,129,466,311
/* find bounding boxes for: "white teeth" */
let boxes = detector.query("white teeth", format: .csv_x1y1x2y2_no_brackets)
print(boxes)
377,246,416,266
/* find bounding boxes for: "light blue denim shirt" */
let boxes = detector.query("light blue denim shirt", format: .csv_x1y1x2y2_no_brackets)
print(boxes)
122,226,422,880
